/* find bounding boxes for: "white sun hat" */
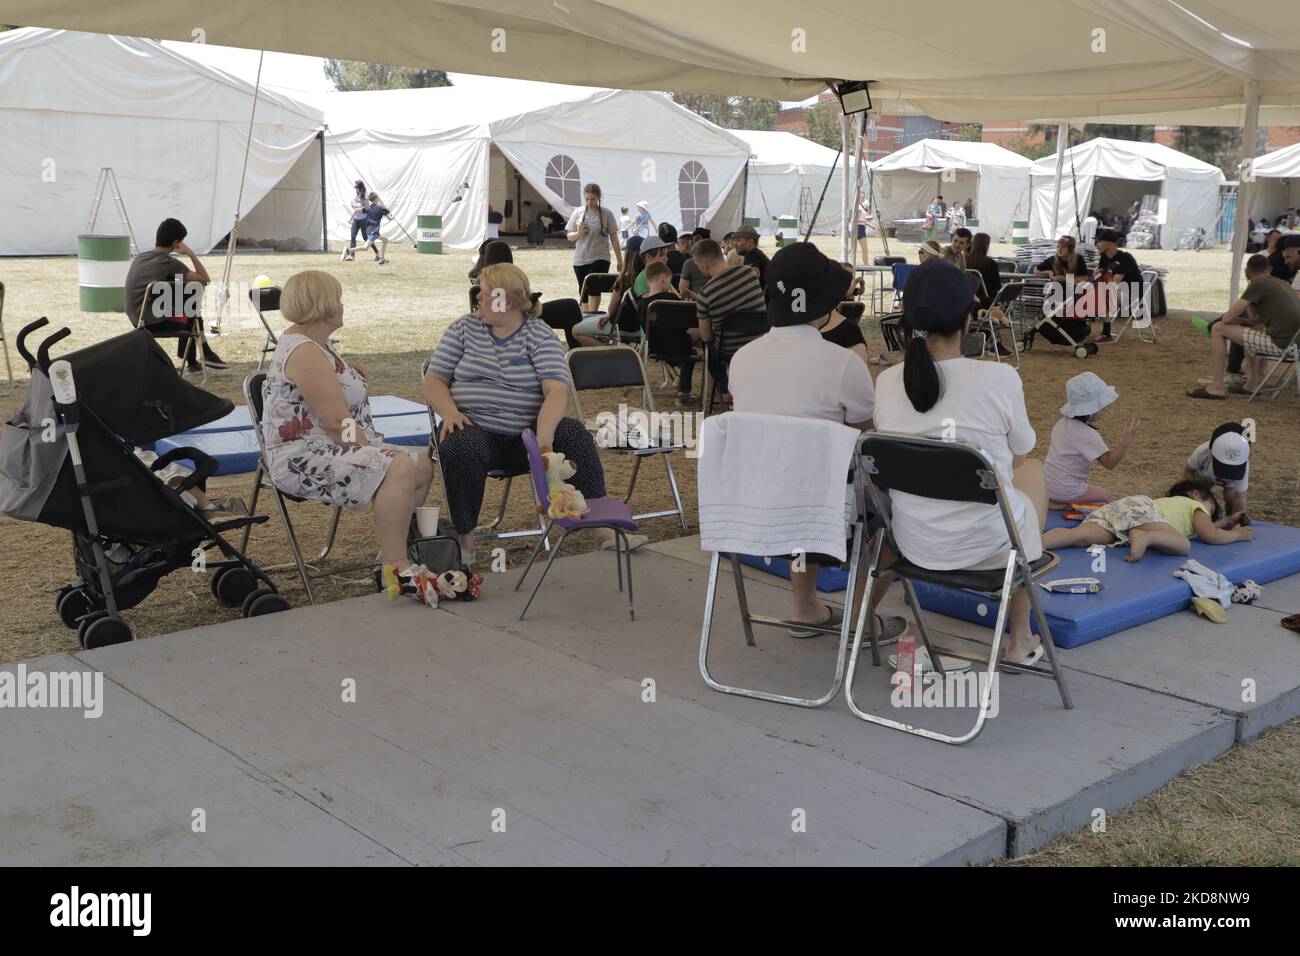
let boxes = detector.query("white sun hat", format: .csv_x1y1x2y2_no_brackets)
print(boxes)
1060,371,1118,417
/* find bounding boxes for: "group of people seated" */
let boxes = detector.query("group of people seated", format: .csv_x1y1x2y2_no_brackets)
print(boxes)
1031,229,1143,343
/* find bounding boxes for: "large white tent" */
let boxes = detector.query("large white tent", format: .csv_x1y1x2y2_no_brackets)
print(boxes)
868,140,1032,242
734,130,842,236
0,28,326,256
1245,142,1300,224
1029,138,1225,250
317,83,750,251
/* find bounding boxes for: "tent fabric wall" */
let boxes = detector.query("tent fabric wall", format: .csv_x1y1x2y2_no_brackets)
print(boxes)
319,87,750,250
869,140,1032,242
1247,143,1300,222
0,29,324,256
735,130,842,235
1028,138,1224,249
239,136,325,250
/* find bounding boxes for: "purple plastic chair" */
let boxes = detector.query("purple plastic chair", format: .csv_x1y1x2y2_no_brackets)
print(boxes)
515,429,640,620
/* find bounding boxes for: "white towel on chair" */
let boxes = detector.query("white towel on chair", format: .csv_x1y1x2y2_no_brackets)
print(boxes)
697,412,861,563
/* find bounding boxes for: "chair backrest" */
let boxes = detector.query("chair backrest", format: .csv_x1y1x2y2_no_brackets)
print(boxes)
244,372,268,424
891,262,917,289
520,428,551,512
875,256,906,267
249,286,282,314
579,272,618,299
645,300,698,361
566,345,647,391
991,281,1024,308
964,269,986,299
860,432,1001,506
612,290,641,336
838,301,866,323
539,297,581,334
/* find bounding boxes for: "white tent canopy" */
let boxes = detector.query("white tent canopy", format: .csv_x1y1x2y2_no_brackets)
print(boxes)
1029,138,1225,249
868,140,1032,242
0,28,325,256
1244,142,1300,224
317,83,750,251
734,130,842,236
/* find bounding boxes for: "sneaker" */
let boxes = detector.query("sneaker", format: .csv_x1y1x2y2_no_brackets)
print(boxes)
201,344,229,370
340,248,350,262
677,395,701,408
381,563,438,607
377,257,388,265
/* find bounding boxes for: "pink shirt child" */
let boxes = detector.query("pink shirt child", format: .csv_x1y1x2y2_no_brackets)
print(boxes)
1043,417,1113,504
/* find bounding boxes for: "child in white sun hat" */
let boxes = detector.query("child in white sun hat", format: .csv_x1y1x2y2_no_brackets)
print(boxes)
1043,371,1141,508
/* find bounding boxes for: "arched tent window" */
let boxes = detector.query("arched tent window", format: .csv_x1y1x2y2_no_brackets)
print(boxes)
545,154,582,207
678,161,710,230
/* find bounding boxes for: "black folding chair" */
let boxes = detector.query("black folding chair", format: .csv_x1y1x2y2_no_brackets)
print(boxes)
703,310,769,414
838,301,867,323
644,298,702,394
980,281,1025,367
241,373,372,603
565,345,688,528
879,311,906,353
846,432,1073,744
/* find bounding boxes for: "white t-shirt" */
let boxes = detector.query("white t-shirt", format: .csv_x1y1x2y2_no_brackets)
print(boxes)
566,205,619,266
1187,441,1249,491
729,324,875,425
1043,416,1108,501
872,358,1040,570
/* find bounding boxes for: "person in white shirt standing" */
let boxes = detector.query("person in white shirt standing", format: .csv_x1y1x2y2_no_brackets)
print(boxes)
873,260,1048,666
729,242,907,643
1081,210,1099,245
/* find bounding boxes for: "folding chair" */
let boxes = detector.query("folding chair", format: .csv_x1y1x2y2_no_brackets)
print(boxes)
980,281,1025,368
702,310,770,415
514,428,639,621
1110,268,1158,345
579,272,618,312
1247,326,1300,402
874,261,916,316
565,345,688,528
240,373,373,603
644,298,701,393
879,311,906,353
0,279,12,386
838,301,867,324
698,418,871,708
249,286,282,370
426,407,550,547
845,432,1073,744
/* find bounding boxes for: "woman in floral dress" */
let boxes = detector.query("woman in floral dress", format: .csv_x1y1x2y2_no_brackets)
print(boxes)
262,271,437,605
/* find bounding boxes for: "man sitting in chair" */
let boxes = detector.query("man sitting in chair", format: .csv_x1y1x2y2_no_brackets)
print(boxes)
123,218,227,371
728,242,907,643
690,238,767,405
941,227,972,271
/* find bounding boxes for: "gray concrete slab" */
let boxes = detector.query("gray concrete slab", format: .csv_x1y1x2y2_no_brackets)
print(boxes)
0,655,402,865
450,545,1240,856
62,601,1005,866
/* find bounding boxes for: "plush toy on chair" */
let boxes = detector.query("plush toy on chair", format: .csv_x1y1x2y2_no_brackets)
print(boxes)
539,449,589,520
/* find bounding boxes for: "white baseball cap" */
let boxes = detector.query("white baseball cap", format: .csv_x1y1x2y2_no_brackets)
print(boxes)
1209,423,1250,481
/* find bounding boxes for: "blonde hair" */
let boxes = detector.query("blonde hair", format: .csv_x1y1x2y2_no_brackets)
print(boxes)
281,270,342,325
478,263,542,317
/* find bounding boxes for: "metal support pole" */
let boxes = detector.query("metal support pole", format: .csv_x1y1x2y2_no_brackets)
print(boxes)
1229,80,1261,305
1049,121,1068,237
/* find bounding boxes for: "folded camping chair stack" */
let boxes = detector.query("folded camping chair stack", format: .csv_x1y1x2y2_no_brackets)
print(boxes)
845,432,1072,745
697,413,870,709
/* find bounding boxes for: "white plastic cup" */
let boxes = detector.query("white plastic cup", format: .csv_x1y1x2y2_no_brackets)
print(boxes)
415,506,441,537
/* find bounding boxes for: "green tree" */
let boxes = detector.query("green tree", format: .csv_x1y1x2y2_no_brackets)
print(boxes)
798,99,845,150
323,60,451,91
1174,126,1240,176
669,93,778,130
1029,123,1155,147
955,123,983,142
1003,135,1057,161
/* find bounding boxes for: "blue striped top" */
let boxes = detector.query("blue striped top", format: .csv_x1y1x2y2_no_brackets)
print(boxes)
423,315,569,435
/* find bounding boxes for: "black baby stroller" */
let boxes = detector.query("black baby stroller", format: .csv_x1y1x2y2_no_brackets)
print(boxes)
1018,276,1098,359
0,319,288,649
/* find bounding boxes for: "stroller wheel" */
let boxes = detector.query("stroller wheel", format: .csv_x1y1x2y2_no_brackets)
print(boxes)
242,588,290,618
78,612,133,650
211,566,258,608
1087,342,1100,355
1074,345,1090,359
56,586,98,630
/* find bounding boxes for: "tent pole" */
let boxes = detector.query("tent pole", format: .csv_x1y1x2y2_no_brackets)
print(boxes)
1229,80,1260,305
318,130,328,253
848,111,867,265
1049,121,1068,237
841,113,853,261
213,49,265,336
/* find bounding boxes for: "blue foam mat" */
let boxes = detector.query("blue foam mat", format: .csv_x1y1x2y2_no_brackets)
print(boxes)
374,412,432,447
737,553,851,591
155,431,261,477
189,395,427,434
911,514,1300,648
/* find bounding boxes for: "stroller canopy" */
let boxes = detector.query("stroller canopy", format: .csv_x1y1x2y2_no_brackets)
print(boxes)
58,329,233,442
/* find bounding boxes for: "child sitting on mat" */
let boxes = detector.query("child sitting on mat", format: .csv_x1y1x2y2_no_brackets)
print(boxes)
1043,371,1140,509
1042,478,1251,563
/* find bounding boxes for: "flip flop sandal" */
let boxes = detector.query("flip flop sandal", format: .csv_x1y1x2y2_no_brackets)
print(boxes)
1281,613,1300,633
1185,386,1226,400
1191,595,1229,624
870,614,907,647
1228,385,1252,395
788,605,844,639
999,642,1045,671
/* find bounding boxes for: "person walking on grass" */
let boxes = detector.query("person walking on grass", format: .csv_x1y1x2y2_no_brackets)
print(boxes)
340,191,394,265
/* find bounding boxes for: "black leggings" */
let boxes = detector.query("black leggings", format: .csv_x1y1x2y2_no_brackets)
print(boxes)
350,219,364,245
439,418,607,534
144,316,200,360
574,259,611,298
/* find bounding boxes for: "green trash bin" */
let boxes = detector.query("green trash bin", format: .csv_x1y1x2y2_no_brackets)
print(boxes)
743,217,760,230
1012,220,1030,245
776,216,797,246
77,234,132,312
417,214,443,254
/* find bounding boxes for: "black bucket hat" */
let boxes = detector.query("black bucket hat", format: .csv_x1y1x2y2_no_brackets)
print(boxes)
765,242,853,327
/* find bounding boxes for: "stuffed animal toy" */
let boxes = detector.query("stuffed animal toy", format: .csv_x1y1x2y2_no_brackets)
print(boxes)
435,568,484,601
1232,579,1262,605
539,450,589,520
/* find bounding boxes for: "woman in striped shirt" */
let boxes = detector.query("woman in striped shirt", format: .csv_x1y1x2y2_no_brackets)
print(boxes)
423,263,648,561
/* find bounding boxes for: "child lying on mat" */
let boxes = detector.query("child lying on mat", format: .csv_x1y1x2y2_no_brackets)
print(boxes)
1042,479,1252,562
1043,371,1139,509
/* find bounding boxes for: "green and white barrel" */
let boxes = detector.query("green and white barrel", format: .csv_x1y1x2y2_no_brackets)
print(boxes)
1011,220,1030,245
417,214,443,254
777,215,797,246
743,216,760,230
77,234,131,312
966,218,979,229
